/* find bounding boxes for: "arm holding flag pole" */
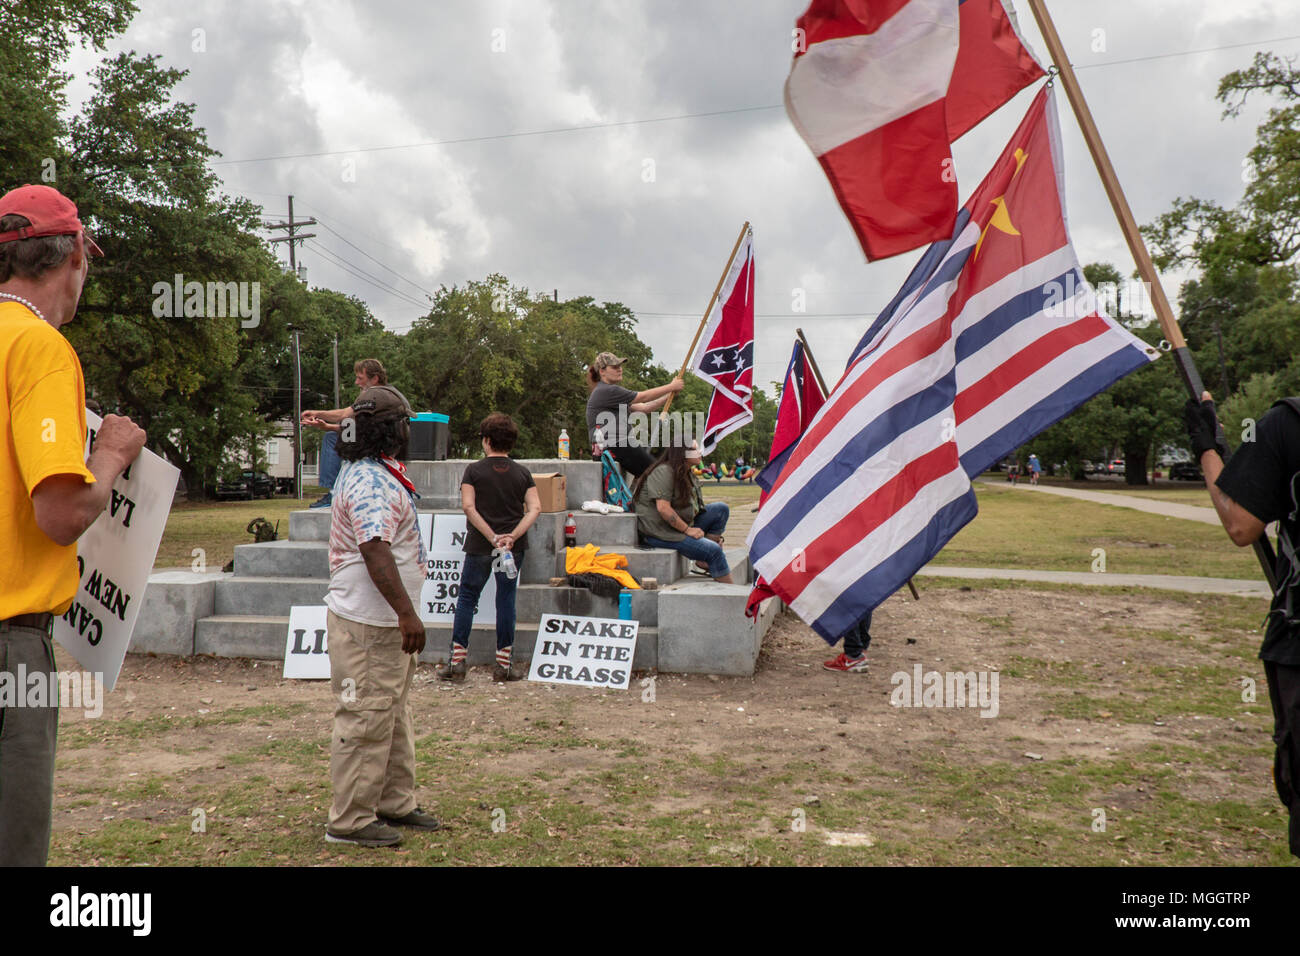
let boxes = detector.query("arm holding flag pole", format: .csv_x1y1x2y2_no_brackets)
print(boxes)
662,221,751,421
1024,0,1277,589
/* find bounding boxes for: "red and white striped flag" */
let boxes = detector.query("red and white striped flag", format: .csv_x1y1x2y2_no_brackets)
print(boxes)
785,0,1044,261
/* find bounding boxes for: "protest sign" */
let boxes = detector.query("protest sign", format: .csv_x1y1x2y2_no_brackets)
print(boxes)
419,513,495,624
282,605,331,679
527,614,639,690
53,410,179,691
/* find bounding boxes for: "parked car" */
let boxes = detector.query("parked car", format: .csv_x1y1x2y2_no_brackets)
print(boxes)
1169,461,1202,481
216,470,276,500
1104,459,1126,476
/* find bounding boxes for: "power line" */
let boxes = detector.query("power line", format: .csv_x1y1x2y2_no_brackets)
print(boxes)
311,217,436,299
211,104,781,167
1073,34,1300,71
304,239,430,310
290,200,416,258
206,32,1300,168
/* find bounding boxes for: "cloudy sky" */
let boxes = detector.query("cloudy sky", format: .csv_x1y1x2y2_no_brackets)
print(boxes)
66,0,1300,394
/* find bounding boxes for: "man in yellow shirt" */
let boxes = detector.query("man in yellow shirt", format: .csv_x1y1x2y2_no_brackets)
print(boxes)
0,185,146,866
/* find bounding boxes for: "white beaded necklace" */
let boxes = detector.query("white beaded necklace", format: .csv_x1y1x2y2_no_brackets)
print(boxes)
0,292,46,322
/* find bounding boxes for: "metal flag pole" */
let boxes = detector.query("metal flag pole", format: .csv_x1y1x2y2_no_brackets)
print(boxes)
661,220,751,420
796,326,919,600
1024,0,1276,588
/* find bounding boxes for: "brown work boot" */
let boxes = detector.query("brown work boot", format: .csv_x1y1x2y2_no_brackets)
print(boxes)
436,660,467,682
492,662,527,682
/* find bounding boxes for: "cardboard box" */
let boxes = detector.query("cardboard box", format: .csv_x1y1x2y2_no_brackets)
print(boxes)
533,473,567,512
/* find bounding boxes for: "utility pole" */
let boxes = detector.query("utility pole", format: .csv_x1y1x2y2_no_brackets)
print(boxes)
333,334,340,408
264,195,317,276
291,327,303,500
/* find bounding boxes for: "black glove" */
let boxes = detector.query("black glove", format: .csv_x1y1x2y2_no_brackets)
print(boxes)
1184,397,1229,460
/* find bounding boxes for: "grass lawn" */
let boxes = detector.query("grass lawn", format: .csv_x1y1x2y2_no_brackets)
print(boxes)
48,581,1293,866
157,478,1258,581
933,483,1257,579
155,491,325,569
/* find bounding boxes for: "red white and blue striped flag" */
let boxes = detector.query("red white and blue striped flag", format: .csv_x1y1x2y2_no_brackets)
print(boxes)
747,87,1159,642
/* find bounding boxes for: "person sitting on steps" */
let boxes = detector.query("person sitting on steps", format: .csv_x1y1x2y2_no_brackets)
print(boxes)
632,440,732,583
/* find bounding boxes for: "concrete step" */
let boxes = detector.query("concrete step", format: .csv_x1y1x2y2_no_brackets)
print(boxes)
232,533,742,589
233,539,329,578
194,614,659,670
552,546,689,586
289,506,640,547
215,576,329,616
212,575,659,626
656,581,779,676
515,584,658,627
404,459,603,511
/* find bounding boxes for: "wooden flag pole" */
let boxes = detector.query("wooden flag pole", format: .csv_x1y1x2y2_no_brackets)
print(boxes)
1024,0,1199,396
796,327,919,601
662,220,751,420
794,327,829,396
1026,0,1276,589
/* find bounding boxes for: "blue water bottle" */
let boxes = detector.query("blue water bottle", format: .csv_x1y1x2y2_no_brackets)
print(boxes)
618,590,632,620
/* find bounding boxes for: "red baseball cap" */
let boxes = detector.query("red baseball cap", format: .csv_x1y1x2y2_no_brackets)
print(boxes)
0,184,103,257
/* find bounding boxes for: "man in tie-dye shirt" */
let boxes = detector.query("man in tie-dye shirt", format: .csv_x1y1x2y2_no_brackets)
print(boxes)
323,384,439,848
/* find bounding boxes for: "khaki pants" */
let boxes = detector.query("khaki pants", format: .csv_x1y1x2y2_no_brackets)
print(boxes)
327,610,418,834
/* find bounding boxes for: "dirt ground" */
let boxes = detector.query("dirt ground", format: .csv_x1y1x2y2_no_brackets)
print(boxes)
49,581,1291,866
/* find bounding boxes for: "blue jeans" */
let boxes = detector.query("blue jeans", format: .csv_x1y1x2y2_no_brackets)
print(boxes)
843,612,872,658
643,502,731,579
319,430,341,490
450,552,519,651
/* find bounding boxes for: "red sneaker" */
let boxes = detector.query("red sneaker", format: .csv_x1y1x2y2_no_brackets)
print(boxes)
823,653,868,673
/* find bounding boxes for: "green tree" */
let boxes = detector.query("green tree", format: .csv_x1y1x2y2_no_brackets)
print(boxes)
57,52,288,496
1143,50,1300,442
0,0,135,188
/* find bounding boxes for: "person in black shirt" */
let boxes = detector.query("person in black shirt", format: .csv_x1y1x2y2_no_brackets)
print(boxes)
437,413,541,683
1187,390,1300,857
586,351,684,477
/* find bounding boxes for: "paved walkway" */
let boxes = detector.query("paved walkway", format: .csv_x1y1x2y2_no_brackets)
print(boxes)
977,478,1220,525
916,565,1270,598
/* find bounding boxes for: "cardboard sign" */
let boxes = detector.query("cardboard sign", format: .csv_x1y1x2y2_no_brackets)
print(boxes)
53,410,180,691
282,605,331,679
419,513,495,624
527,614,638,689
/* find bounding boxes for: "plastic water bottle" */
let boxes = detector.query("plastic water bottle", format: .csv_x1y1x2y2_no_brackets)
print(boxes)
494,547,518,580
558,428,570,460
619,590,632,620
591,427,605,457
